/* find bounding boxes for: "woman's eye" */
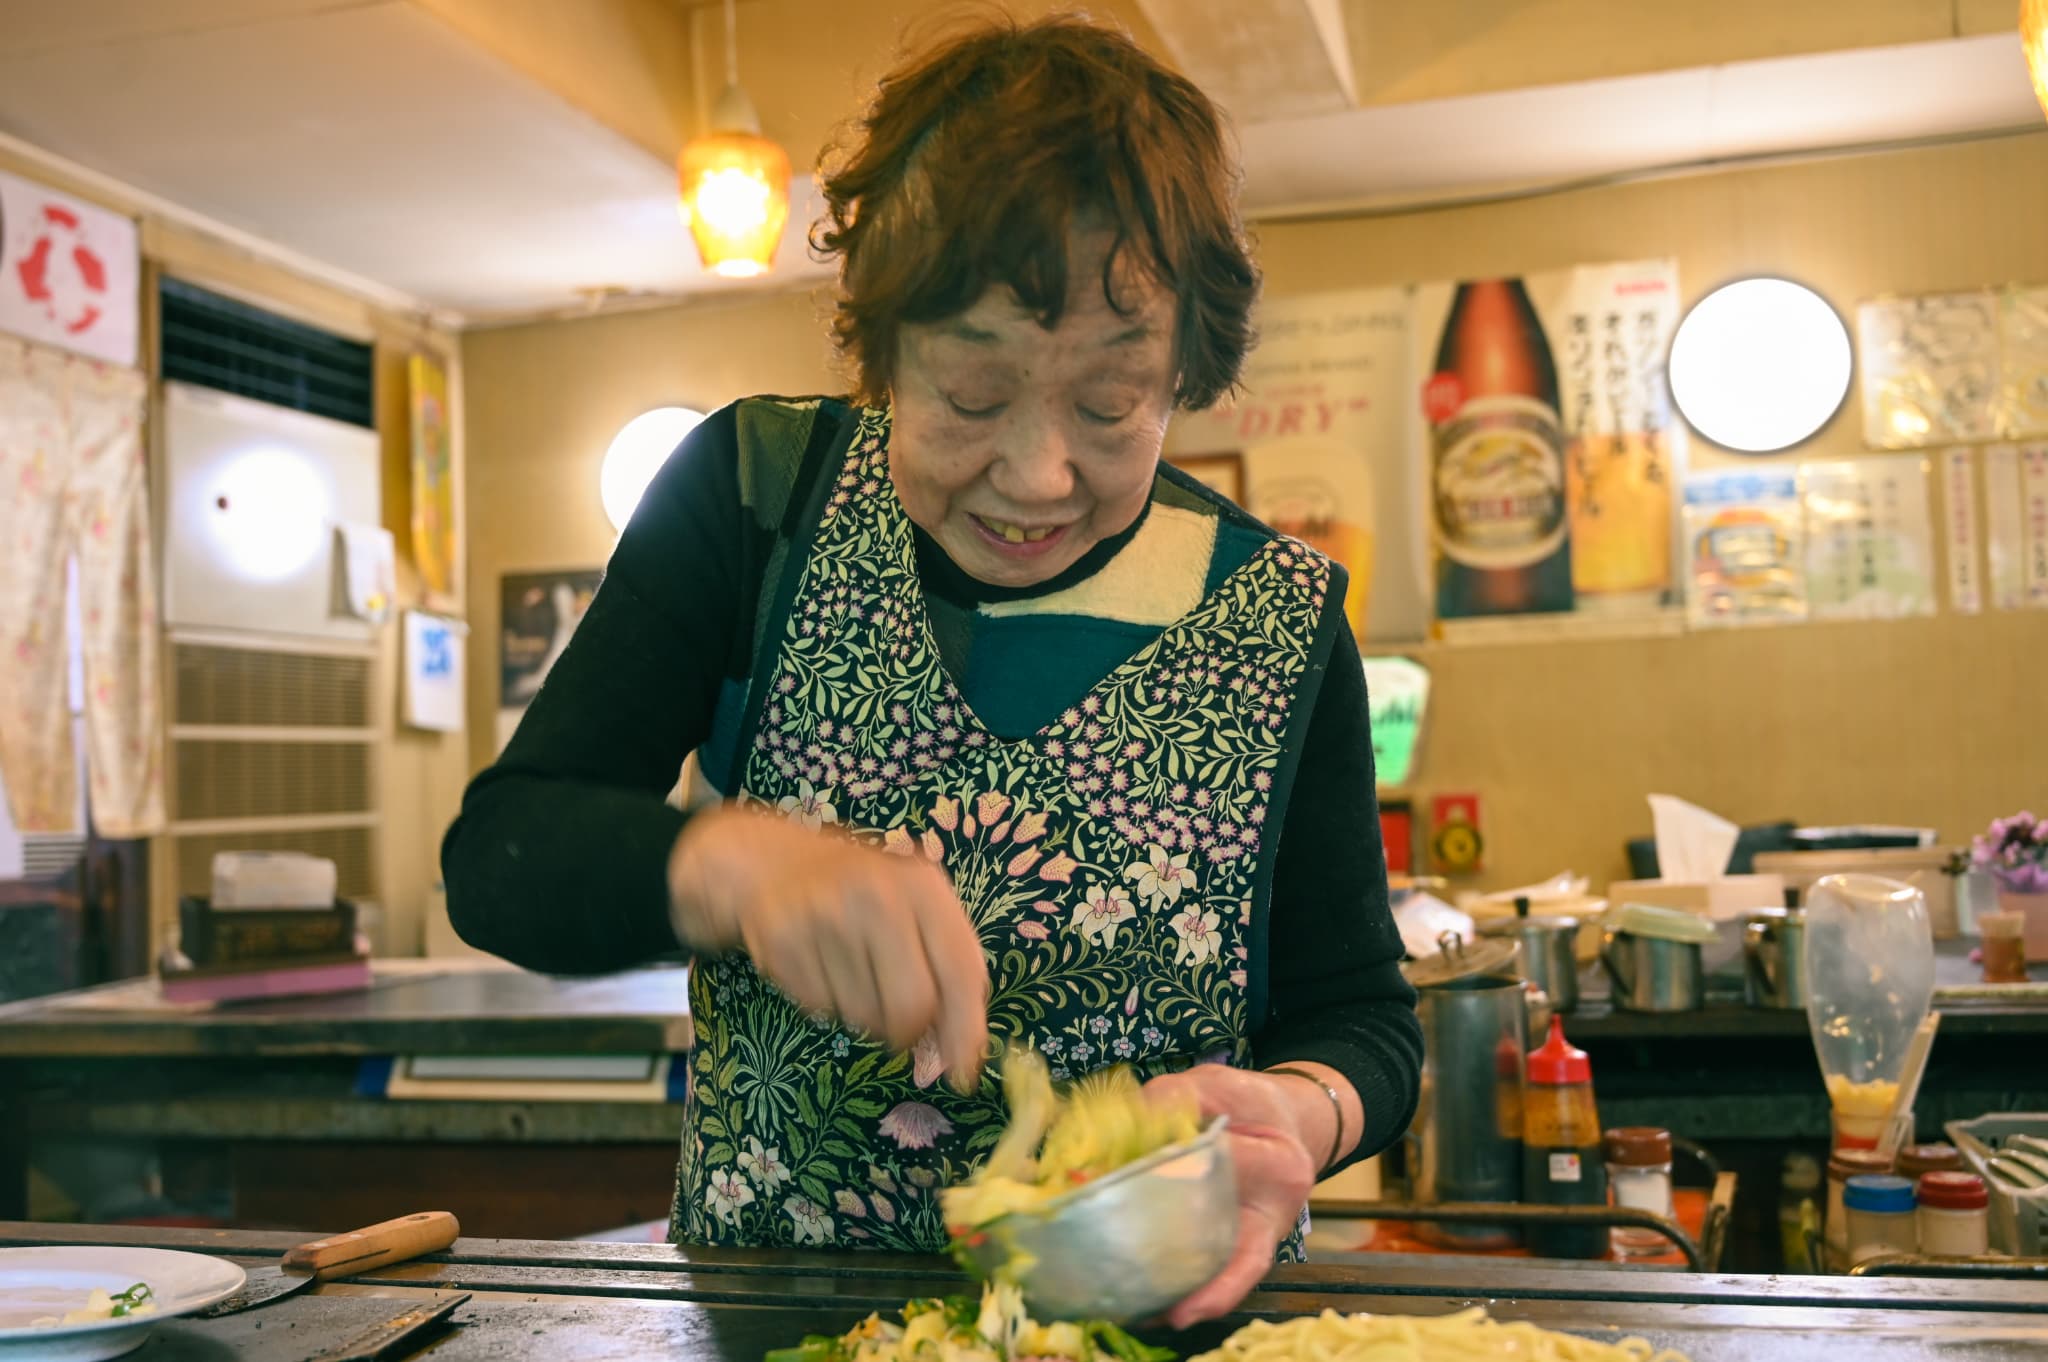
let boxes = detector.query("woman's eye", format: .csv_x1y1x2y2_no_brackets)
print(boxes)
1079,406,1132,426
946,397,1006,419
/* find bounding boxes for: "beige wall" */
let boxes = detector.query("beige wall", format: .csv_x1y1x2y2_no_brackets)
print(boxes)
460,288,838,772
458,130,2048,897
0,143,469,955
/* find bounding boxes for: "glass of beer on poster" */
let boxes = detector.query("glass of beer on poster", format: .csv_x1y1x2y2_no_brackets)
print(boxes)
1257,466,1374,639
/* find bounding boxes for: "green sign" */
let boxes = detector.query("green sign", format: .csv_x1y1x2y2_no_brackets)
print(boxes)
1362,656,1429,788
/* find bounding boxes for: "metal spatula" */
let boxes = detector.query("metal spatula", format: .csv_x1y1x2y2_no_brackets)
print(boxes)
200,1211,460,1317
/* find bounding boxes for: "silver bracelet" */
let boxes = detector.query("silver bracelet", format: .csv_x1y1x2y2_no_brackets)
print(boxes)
1264,1065,1346,1176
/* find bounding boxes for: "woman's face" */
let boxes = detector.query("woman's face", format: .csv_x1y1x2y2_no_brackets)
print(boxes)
889,235,1178,589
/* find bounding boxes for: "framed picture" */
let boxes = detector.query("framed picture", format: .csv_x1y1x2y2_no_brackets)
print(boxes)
1168,452,1247,506
499,569,603,712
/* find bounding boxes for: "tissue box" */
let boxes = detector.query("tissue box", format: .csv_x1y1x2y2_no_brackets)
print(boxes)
1752,848,1961,939
210,852,338,911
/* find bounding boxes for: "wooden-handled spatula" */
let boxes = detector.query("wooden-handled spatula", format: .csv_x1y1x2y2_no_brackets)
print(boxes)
199,1211,460,1317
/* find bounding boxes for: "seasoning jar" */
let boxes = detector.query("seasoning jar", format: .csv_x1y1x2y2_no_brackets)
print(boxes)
1778,1152,1822,1271
1825,1149,1894,1268
1843,1174,1918,1265
1521,1016,1607,1259
1605,1127,1675,1261
1897,1143,1966,1181
1916,1172,1990,1257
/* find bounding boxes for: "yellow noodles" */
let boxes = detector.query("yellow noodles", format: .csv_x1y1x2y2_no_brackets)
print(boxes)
1190,1308,1694,1362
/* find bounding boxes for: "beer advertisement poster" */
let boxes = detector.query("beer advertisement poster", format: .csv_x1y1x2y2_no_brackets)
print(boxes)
1414,259,1684,625
1166,287,1422,643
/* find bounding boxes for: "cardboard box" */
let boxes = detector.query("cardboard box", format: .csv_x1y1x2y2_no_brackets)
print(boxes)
1752,847,1961,939
1605,875,1787,921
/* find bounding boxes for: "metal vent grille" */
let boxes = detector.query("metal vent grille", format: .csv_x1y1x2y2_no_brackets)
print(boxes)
175,740,372,822
159,278,375,429
174,645,371,728
21,835,86,881
176,826,376,901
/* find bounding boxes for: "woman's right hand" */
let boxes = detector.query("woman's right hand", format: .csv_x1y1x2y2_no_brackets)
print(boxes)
667,804,989,1092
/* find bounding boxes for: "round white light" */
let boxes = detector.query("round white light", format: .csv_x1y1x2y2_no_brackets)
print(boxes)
209,447,330,582
1668,278,1851,453
601,406,704,532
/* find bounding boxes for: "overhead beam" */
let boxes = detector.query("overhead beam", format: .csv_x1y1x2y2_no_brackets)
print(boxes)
1137,0,1356,122
407,0,697,161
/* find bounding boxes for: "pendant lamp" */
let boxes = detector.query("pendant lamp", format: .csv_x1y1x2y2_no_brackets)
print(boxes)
2028,0,2048,121
677,0,791,278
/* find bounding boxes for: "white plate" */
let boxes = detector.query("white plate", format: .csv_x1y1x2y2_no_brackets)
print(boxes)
0,1246,246,1361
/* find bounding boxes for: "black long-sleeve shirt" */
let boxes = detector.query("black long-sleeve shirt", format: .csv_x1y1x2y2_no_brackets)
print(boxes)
443,399,1421,1165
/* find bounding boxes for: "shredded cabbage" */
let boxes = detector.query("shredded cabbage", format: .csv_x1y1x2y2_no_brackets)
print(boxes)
764,1283,1172,1362
941,1048,1200,1236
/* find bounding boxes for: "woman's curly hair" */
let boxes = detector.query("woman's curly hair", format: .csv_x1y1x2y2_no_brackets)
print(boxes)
813,13,1258,410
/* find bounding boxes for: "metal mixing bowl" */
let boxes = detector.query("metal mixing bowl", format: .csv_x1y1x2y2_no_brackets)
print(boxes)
953,1117,1237,1323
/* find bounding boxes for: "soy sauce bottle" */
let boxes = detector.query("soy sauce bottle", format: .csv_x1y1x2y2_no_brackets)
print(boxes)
1522,1015,1607,1258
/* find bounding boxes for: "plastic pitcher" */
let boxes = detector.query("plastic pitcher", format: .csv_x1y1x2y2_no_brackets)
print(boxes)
1801,874,1934,1150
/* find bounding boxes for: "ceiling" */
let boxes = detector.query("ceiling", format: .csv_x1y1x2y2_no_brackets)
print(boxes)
0,0,2038,326
1242,32,2043,217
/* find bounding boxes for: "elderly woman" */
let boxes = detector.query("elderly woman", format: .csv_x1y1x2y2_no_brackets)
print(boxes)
443,14,1420,1327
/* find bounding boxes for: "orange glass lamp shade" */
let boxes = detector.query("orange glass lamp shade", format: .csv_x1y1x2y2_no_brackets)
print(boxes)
2028,0,2048,121
678,86,791,279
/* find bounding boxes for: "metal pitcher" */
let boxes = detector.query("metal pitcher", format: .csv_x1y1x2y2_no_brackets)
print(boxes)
1743,907,1807,1009
1402,932,1547,1247
1480,913,1582,1013
1601,930,1703,1012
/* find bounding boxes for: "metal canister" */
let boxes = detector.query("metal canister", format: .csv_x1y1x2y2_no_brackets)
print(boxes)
1597,901,1712,1007
1601,931,1704,1012
1743,907,1807,1009
1402,932,1537,1247
1481,911,1582,1013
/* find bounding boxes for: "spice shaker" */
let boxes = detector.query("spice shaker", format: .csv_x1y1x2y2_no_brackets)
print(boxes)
1605,1127,1675,1261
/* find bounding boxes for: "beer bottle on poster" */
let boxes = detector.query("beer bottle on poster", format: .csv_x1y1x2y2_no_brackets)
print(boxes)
1425,280,1573,617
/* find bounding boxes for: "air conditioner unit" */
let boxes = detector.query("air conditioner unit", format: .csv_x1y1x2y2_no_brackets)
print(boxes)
162,380,380,643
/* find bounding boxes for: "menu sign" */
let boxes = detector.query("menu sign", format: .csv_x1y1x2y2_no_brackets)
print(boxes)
1800,459,1936,620
1941,448,1981,615
2022,445,2048,608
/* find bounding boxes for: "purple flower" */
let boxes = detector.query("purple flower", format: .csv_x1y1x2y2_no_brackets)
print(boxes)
1975,810,2048,893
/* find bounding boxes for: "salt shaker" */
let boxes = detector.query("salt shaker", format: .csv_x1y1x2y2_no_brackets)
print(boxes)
1604,1126,1674,1261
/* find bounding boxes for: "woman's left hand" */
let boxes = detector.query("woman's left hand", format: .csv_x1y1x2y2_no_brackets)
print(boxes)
1139,1065,1322,1329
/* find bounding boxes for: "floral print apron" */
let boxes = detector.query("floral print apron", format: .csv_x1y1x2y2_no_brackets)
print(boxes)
671,407,1340,1257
